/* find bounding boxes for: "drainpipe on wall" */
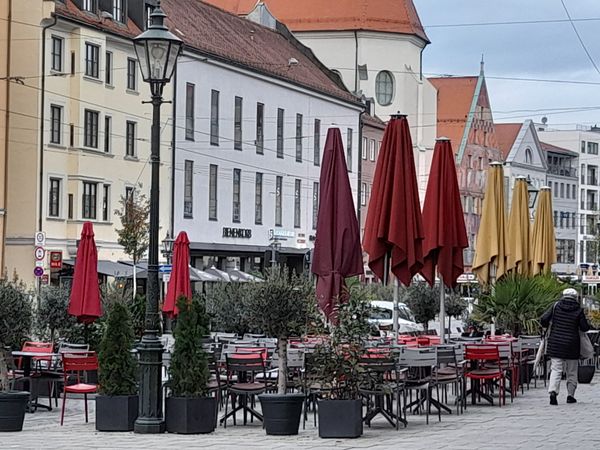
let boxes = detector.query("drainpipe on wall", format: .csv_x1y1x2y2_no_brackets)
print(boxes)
1,0,13,272
354,30,359,93
38,14,58,232
357,111,365,225
170,62,177,237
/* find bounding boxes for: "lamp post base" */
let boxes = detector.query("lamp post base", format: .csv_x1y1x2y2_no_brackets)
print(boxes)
134,417,165,434
134,336,165,434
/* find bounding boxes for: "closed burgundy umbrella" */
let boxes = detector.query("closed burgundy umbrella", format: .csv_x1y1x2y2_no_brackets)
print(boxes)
312,128,363,321
163,231,192,317
363,114,424,338
421,138,468,342
68,222,102,324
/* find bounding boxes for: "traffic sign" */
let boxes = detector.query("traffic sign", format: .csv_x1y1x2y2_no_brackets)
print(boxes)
159,264,172,274
34,267,44,277
41,274,49,285
34,246,46,261
35,260,44,268
34,231,46,247
163,273,171,283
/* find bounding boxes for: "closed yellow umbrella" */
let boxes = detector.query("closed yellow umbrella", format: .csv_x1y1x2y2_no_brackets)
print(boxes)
473,162,508,285
507,177,532,276
531,187,556,275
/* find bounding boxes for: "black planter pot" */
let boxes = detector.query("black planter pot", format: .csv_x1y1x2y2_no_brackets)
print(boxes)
95,395,139,431
578,365,596,384
318,399,363,439
165,396,217,434
0,391,29,432
258,393,304,436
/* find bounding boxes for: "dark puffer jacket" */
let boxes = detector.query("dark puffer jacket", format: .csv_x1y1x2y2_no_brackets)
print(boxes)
540,295,590,360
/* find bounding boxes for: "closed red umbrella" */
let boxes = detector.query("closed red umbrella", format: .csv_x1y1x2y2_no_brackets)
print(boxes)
312,128,363,321
68,222,101,323
163,231,192,317
363,115,424,285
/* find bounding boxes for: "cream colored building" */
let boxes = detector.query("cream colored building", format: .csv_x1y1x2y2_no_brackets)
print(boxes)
2,0,172,285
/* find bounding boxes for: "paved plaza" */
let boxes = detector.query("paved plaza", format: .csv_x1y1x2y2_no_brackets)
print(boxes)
4,376,599,450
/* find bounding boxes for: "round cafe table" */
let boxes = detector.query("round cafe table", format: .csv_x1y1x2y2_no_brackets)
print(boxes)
12,351,58,412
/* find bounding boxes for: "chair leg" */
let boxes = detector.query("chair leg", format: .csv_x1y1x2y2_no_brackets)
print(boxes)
84,393,88,423
60,391,66,426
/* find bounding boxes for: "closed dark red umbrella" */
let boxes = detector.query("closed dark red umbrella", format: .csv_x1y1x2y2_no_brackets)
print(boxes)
163,231,192,317
312,128,363,321
68,222,101,323
421,138,468,288
363,115,424,286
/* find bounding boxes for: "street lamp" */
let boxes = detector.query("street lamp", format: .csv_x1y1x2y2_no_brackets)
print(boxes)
133,3,182,435
526,175,539,209
161,231,175,264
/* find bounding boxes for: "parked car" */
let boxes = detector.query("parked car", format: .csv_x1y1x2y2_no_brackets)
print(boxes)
368,301,423,335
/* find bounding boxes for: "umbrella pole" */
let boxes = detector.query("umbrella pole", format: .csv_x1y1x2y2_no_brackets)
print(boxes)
439,274,445,344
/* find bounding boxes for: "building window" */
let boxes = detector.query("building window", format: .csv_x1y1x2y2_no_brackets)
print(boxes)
84,109,99,148
294,179,301,228
560,183,564,198
361,182,367,206
347,128,353,172
277,108,284,158
572,185,576,199
104,116,111,153
185,83,194,140
369,139,375,161
313,119,321,166
127,58,137,91
375,70,394,106
232,169,241,223
525,148,532,164
362,137,368,159
295,113,303,162
82,182,97,219
49,178,61,217
82,0,95,12
557,239,576,264
184,160,193,218
581,140,586,153
588,142,599,155
68,193,73,219
126,121,136,157
85,43,99,78
51,36,63,72
50,105,62,144
234,96,243,150
113,0,124,23
209,164,218,220
102,184,110,221
256,102,264,154
275,176,282,226
145,4,154,29
105,51,113,85
312,182,319,230
210,90,219,146
255,173,263,225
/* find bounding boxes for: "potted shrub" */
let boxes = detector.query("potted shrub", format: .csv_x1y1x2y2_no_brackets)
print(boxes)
96,299,139,431
313,287,372,439
166,296,216,434
0,278,32,432
244,267,313,436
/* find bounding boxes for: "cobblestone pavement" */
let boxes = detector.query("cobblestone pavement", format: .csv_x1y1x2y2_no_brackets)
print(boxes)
4,375,599,450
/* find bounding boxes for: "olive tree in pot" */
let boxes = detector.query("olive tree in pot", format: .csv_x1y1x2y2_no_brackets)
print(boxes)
166,296,216,434
96,300,138,431
244,267,313,436
313,288,371,439
0,278,32,432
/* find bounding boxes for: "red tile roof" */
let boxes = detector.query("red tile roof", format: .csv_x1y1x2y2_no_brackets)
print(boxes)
428,76,478,153
540,141,578,157
203,0,429,42
495,123,522,159
54,0,142,38
362,113,386,129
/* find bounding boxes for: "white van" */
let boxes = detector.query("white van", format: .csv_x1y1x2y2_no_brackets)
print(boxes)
368,301,423,335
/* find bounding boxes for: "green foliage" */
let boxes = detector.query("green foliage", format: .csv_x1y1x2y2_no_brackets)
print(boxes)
244,267,314,339
205,282,252,336
474,274,564,336
403,282,440,331
0,277,32,350
36,286,71,342
114,186,150,264
98,301,138,396
311,287,371,400
169,296,210,397
445,292,467,319
128,293,147,339
358,282,394,302
588,310,600,329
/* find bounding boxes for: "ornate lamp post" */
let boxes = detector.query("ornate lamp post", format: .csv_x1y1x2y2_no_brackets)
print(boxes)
133,3,182,434
161,231,175,265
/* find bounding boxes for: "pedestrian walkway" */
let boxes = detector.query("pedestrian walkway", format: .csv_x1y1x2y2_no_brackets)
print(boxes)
5,376,600,450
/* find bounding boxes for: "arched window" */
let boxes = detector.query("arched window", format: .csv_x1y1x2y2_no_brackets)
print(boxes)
375,71,394,106
525,148,533,164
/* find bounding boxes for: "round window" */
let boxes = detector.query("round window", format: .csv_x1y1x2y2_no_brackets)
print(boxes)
375,71,394,106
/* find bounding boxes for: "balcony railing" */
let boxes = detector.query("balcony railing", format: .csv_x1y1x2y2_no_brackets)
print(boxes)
548,165,577,178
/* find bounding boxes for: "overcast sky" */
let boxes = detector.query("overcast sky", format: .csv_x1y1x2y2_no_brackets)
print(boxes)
414,0,600,129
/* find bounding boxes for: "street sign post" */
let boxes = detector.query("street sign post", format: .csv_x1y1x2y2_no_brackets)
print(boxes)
34,231,46,247
33,267,44,277
34,246,46,260
158,264,172,274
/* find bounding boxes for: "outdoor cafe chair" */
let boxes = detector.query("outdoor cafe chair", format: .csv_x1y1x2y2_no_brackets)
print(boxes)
518,336,542,389
60,352,98,425
463,344,506,407
398,347,438,424
434,345,467,415
222,353,267,427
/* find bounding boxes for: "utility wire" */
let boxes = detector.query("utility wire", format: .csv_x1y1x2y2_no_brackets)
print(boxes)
560,0,600,77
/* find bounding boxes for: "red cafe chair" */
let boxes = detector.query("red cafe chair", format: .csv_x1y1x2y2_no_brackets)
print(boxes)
60,352,98,425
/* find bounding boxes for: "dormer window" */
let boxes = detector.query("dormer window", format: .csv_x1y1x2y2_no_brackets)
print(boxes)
113,0,125,23
145,4,155,29
82,0,95,12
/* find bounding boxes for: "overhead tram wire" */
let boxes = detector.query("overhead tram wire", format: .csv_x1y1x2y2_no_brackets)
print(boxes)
560,0,600,77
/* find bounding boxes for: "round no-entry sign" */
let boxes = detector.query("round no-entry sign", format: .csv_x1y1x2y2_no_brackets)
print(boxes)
34,267,44,277
35,246,45,260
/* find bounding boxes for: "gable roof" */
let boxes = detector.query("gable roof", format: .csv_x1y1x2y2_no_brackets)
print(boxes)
495,123,523,159
203,0,429,42
162,0,360,104
428,76,478,157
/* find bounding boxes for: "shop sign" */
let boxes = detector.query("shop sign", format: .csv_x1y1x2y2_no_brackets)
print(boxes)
222,227,252,238
50,251,63,269
268,229,295,240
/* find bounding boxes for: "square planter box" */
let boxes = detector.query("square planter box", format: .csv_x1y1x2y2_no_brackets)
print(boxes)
318,399,363,438
95,395,138,432
166,397,217,434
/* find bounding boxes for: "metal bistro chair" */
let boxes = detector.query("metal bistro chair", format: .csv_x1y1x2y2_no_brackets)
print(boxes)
60,352,98,425
434,344,466,415
463,344,506,407
398,347,438,425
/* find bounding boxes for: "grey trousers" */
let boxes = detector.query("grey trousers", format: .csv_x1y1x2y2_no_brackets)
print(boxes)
548,358,578,396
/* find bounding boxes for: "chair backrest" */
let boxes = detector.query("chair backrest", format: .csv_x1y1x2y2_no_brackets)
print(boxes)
62,352,98,384
20,341,54,369
360,355,397,374
58,342,90,353
225,354,266,380
399,347,437,368
286,348,305,369
435,345,458,367
464,344,500,363
243,333,266,340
